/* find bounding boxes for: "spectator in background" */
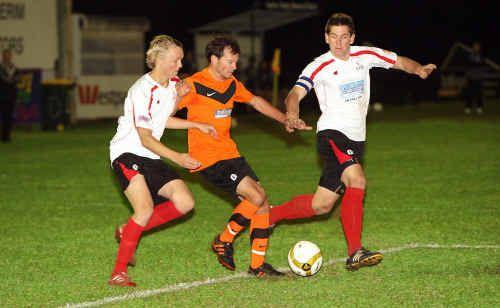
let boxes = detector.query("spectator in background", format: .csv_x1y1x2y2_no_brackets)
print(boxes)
464,41,485,115
0,49,18,143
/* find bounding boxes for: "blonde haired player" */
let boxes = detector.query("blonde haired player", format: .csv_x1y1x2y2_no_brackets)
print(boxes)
108,35,216,287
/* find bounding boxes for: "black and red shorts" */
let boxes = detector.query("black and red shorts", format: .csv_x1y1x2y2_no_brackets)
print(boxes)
199,157,259,196
112,152,180,204
317,130,365,193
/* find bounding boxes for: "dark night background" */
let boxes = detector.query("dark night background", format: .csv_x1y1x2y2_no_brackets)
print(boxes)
72,0,499,103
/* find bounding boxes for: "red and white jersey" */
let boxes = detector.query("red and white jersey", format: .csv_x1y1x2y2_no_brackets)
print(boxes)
109,73,178,162
296,46,397,141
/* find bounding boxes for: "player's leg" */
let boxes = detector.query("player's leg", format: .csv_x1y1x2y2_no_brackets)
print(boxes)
110,174,153,287
237,177,283,276
339,163,366,256
340,161,383,270
269,130,346,225
144,179,194,231
203,158,261,271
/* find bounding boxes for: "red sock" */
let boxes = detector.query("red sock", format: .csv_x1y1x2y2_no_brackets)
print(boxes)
114,218,144,273
269,194,315,225
144,201,184,231
340,187,365,255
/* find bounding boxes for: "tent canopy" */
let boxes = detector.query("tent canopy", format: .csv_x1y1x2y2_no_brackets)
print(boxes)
191,8,317,34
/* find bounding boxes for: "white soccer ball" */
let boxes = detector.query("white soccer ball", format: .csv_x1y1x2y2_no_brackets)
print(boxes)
288,241,323,277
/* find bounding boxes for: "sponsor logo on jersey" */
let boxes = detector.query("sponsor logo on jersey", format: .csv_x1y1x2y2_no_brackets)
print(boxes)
214,108,233,119
339,80,364,103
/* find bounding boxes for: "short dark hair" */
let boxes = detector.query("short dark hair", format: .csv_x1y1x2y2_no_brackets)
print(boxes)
325,13,355,35
205,36,240,62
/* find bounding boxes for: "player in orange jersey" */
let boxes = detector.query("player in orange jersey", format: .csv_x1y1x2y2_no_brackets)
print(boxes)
178,37,310,277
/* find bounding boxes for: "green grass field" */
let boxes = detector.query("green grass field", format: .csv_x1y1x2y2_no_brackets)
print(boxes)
1,101,499,307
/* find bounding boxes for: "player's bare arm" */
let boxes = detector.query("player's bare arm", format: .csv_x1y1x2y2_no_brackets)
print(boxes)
166,116,217,138
394,56,437,79
284,86,311,132
248,95,287,124
136,126,200,169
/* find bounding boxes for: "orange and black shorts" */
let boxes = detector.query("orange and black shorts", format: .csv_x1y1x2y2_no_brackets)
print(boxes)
199,157,259,196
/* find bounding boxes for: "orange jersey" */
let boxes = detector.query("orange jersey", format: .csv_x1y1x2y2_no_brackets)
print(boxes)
178,68,254,171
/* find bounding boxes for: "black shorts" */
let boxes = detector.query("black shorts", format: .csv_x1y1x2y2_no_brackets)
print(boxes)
317,130,365,193
112,152,180,205
199,157,259,196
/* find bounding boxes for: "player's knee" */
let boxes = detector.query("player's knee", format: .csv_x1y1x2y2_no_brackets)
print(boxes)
346,176,366,189
313,202,334,215
248,191,267,207
173,194,195,214
134,206,154,225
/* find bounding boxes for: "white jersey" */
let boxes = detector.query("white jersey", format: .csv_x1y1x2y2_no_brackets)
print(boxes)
296,46,397,141
109,73,178,162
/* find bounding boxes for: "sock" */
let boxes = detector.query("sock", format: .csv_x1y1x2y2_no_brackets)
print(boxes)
144,201,184,231
269,194,315,225
340,187,365,256
219,199,260,243
250,212,270,269
113,218,144,273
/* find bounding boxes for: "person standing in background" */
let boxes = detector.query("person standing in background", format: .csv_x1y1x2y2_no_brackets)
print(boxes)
0,49,18,143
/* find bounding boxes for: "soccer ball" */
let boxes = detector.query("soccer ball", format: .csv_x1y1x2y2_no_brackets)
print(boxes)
288,241,323,277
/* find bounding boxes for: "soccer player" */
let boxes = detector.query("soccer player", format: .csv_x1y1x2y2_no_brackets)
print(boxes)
108,35,216,287
178,37,309,277
271,13,437,270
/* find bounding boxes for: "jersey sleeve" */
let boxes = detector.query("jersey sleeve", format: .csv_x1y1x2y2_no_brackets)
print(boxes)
234,79,254,103
294,61,319,93
360,46,397,69
130,87,153,130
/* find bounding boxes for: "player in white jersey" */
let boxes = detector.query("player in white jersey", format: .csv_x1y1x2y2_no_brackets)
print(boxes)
269,13,436,270
108,35,216,287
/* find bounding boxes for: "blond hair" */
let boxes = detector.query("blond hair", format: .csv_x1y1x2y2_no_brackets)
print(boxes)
146,35,183,69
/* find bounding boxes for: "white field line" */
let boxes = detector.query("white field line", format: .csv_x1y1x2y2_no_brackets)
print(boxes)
64,243,499,308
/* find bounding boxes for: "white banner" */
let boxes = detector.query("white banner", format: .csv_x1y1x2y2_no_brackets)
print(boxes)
75,75,138,120
0,0,57,70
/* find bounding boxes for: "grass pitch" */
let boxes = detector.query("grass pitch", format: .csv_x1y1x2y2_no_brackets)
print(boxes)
0,101,499,307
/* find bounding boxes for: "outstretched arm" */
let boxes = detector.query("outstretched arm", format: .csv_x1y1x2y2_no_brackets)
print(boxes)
248,95,287,124
166,116,217,138
394,56,437,79
136,127,201,170
284,86,312,133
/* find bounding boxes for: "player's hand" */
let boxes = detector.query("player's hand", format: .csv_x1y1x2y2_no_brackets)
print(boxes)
175,153,201,170
175,79,191,97
416,64,437,79
285,113,299,133
196,123,218,138
285,115,312,133
293,118,313,131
